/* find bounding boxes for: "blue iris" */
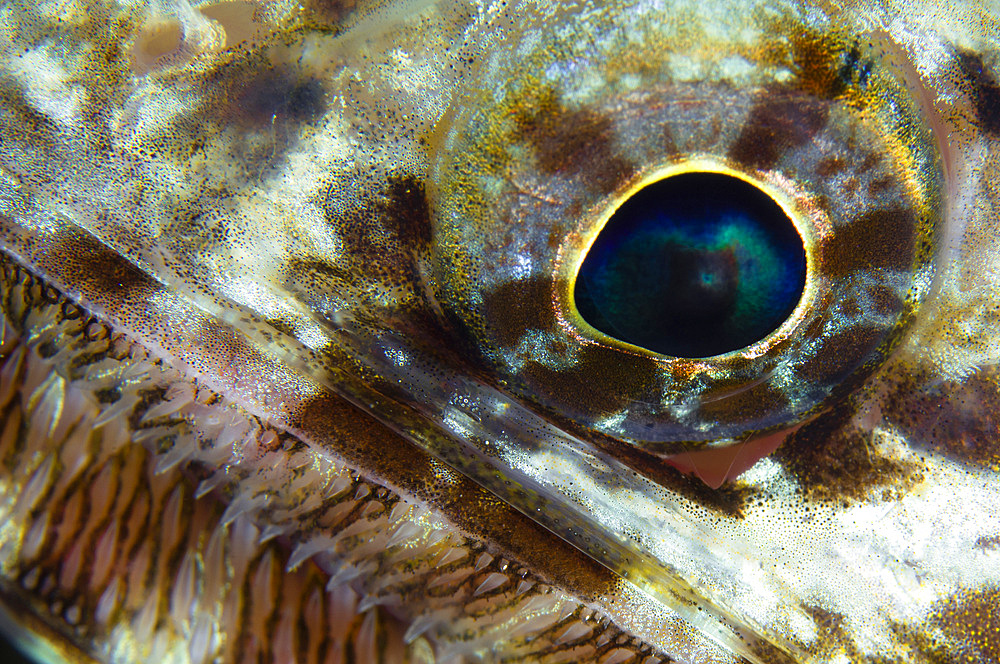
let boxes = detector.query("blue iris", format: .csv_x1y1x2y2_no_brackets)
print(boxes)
574,173,806,358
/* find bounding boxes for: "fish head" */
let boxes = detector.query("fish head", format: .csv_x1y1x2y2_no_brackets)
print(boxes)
0,0,998,662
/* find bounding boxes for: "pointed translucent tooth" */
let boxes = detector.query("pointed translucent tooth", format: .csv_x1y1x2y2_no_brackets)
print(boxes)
258,523,286,544
403,614,438,645
473,552,493,572
473,572,508,597
16,454,54,517
195,472,226,499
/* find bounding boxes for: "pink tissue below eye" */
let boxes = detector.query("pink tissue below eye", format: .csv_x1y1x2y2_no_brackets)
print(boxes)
664,425,801,488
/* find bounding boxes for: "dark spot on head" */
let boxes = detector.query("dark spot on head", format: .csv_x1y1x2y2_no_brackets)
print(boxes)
520,344,661,420
816,156,848,177
313,171,431,287
931,587,1000,662
56,231,156,302
729,88,829,170
817,207,916,277
836,43,872,89
304,0,361,23
882,366,1000,471
794,327,884,383
696,382,791,427
479,276,558,348
379,175,433,249
956,50,1000,135
513,91,634,194
773,401,923,504
233,67,327,126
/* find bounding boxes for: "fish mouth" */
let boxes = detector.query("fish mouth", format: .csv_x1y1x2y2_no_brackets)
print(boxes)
0,252,725,663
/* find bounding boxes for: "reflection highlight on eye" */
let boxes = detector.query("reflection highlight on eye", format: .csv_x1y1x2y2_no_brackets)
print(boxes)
574,171,807,358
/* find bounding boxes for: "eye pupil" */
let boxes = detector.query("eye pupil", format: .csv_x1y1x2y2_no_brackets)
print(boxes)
574,172,807,358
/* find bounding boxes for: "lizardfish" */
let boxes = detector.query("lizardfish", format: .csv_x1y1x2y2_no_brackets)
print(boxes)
0,0,998,662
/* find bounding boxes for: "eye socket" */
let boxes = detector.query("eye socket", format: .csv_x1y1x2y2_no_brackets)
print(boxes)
430,22,942,458
573,171,807,359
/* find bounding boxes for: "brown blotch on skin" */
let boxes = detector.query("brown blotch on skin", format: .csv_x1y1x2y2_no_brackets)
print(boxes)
479,276,558,349
788,32,851,99
793,326,884,383
816,156,849,177
513,91,635,195
773,401,923,504
230,66,327,127
931,587,1000,662
303,0,361,24
728,88,830,170
881,366,1000,471
956,50,1000,135
315,173,432,285
54,231,157,304
816,207,916,277
519,344,661,420
695,382,790,428
379,175,433,250
975,535,1000,552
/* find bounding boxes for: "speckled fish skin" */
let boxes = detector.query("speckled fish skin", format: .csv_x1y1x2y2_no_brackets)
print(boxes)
0,0,999,662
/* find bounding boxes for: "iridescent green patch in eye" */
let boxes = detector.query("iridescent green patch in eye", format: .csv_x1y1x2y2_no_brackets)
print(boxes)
574,173,806,358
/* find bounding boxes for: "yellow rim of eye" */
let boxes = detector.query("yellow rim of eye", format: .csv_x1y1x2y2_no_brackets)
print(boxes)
560,156,822,362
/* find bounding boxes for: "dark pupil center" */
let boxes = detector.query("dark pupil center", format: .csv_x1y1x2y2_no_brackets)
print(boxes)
574,172,807,358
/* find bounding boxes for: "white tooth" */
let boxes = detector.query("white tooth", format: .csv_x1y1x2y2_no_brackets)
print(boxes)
153,440,192,476
141,381,195,422
134,592,159,644
287,536,336,572
433,546,467,568
188,615,214,664
555,621,592,646
473,552,493,572
21,512,50,561
273,610,296,664
16,454,54,518
0,345,25,410
327,473,353,496
27,372,65,443
59,538,86,589
473,572,508,597
599,649,634,664
257,522,286,544
95,578,122,625
93,392,137,427
202,525,226,604
171,550,196,627
388,500,411,523
195,471,226,499
159,485,185,550
403,614,438,644
147,629,170,664
354,611,377,664
90,520,119,591
59,416,93,484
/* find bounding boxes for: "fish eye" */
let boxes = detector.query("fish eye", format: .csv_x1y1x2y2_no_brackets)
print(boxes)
431,18,943,462
572,170,807,359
